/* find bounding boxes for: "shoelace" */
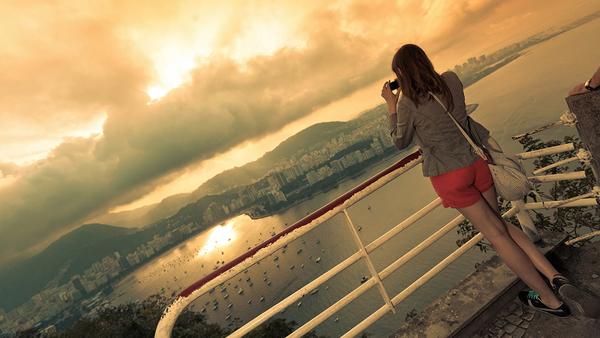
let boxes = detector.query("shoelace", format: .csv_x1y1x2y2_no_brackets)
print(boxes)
527,290,541,300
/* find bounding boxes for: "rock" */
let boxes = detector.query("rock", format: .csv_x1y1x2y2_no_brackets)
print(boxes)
504,323,517,334
513,327,526,338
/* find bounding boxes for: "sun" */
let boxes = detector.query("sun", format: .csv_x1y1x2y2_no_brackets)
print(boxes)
142,16,303,103
145,43,210,103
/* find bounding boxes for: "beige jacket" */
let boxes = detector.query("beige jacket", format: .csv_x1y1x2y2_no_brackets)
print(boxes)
388,71,491,177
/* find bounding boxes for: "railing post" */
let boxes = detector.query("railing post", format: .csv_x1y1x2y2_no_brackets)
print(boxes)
342,208,397,314
510,200,541,242
566,91,600,185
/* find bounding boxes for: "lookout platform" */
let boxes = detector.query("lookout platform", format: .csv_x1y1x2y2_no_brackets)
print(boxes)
390,230,600,338
472,238,600,338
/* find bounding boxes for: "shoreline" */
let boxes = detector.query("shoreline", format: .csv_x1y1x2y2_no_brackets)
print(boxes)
242,150,400,222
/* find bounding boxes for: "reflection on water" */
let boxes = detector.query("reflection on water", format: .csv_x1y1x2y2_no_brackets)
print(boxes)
197,221,237,257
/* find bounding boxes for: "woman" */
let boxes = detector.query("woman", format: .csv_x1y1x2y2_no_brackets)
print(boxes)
380,44,572,317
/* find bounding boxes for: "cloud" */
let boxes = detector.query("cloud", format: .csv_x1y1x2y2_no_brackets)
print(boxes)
0,0,592,263
0,1,391,263
0,162,20,177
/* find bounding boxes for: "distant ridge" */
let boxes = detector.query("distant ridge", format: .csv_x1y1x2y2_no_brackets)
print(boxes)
88,116,370,228
0,223,156,310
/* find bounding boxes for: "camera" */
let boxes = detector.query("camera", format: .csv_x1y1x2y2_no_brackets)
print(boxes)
389,79,399,91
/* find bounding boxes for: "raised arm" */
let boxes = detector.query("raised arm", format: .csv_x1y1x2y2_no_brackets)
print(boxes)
381,80,416,150
388,98,416,150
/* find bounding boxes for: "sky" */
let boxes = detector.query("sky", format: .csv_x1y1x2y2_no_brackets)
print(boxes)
0,0,598,264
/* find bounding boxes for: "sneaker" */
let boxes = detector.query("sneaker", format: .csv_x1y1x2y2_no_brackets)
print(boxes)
518,290,571,317
550,274,569,291
551,274,600,318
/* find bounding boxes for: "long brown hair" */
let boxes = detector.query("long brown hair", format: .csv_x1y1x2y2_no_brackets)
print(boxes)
391,44,454,112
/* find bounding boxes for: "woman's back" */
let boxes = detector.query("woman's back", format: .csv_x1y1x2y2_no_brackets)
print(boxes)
390,70,490,177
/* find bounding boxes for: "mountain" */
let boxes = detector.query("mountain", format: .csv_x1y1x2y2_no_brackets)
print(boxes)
88,107,382,229
0,223,157,311
86,193,191,229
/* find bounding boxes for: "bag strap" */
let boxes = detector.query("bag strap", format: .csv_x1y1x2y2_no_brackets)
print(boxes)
428,91,489,162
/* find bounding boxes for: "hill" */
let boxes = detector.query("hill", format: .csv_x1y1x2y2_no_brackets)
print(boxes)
88,111,377,228
0,223,155,310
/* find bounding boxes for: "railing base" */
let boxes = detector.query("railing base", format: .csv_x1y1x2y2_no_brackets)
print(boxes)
388,229,567,338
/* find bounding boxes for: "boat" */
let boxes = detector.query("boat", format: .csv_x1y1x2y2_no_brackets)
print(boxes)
249,282,253,287
259,296,265,302
200,307,206,313
238,288,244,295
247,299,252,304
225,314,231,320
267,281,272,286
315,257,321,263
290,265,295,270
360,276,368,284
297,249,303,254
309,288,319,295
297,301,302,307
224,293,229,299
334,317,339,322
300,264,304,269
227,303,233,309
212,305,218,311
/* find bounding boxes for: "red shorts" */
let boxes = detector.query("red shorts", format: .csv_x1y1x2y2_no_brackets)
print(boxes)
429,158,494,208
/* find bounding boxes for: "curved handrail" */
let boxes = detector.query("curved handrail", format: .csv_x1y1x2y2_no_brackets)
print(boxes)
155,149,422,337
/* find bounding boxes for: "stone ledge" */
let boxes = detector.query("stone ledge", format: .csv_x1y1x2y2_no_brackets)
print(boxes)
388,229,567,338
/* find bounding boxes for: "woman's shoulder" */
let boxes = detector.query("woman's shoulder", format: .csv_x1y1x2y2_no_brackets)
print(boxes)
441,70,460,82
398,93,417,111
441,70,463,90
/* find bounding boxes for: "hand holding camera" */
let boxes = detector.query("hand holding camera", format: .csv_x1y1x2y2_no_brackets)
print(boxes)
381,79,400,113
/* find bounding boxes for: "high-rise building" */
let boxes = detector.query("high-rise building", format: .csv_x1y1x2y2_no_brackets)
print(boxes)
70,276,87,296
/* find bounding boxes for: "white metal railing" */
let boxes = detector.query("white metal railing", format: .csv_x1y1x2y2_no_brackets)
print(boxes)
155,119,598,337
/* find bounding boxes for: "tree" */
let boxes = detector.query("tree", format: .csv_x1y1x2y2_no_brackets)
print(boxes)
13,293,333,338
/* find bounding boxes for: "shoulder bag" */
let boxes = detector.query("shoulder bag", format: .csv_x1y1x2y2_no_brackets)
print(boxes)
428,91,531,201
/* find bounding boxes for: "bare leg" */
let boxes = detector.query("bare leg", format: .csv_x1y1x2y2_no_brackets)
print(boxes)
480,186,562,282
457,197,562,308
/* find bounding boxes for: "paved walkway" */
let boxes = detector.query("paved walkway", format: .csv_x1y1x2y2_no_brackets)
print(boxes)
472,239,600,338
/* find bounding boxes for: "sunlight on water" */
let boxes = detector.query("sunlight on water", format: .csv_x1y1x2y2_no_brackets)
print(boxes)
197,221,237,257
